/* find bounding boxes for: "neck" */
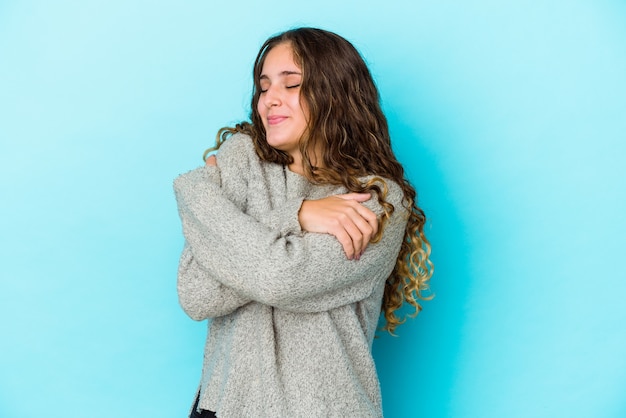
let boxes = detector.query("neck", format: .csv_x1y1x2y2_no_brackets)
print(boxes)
287,150,304,175
288,163,305,175
287,143,323,176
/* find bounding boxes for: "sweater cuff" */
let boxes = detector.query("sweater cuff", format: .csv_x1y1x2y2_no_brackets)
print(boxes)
263,197,304,236
201,165,221,186
173,165,221,195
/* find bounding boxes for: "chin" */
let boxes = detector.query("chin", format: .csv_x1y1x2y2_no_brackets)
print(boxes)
266,137,294,152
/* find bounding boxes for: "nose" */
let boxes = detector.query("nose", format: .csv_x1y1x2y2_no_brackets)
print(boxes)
262,85,281,108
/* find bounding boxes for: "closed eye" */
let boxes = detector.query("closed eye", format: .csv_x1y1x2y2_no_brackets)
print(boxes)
259,84,300,93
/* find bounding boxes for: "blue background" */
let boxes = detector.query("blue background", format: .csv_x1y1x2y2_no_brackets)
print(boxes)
1,1,625,417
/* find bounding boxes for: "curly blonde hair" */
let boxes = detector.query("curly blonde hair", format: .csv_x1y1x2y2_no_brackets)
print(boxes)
205,28,433,334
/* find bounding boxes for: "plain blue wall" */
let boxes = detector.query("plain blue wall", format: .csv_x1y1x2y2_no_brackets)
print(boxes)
1,1,625,417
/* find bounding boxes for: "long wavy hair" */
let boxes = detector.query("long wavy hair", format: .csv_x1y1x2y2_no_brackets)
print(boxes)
206,27,433,334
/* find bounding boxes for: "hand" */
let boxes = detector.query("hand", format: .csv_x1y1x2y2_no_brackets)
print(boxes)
298,193,379,260
205,155,217,166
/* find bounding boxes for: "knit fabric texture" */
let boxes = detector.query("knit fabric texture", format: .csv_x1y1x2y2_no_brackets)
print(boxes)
174,133,408,417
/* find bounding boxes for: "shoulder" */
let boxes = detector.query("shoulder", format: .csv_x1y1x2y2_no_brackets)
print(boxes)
215,132,264,177
364,175,406,206
360,176,408,219
218,132,258,161
172,164,219,201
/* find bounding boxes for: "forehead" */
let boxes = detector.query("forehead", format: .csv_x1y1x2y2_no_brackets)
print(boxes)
260,42,301,75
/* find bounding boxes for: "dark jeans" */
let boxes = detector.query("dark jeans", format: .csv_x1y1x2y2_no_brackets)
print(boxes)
189,392,217,418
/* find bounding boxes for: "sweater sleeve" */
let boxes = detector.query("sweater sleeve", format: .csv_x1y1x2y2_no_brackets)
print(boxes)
215,134,305,238
177,243,252,319
175,164,256,320
175,139,305,319
174,167,407,313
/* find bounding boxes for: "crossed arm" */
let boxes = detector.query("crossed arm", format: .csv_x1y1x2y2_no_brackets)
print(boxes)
205,154,378,260
175,153,403,320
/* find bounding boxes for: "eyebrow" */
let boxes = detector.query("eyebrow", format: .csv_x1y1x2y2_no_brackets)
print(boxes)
259,70,302,80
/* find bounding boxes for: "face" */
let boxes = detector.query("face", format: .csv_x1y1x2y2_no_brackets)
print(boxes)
257,42,309,162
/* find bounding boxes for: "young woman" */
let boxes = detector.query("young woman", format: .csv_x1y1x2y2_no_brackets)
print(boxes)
174,27,433,418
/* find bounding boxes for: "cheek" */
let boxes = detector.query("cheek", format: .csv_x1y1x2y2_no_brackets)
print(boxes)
257,100,267,124
298,99,310,124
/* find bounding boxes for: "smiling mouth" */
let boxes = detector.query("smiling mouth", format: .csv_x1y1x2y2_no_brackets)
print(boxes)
267,116,288,126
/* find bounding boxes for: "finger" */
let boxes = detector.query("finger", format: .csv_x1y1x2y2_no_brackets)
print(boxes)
336,206,369,250
341,219,364,258
335,203,376,256
349,213,374,254
331,211,361,258
337,192,371,202
332,227,357,260
205,155,217,166
354,204,379,237
341,200,379,240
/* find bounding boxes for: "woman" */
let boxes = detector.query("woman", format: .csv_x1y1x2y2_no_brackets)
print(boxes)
174,27,433,418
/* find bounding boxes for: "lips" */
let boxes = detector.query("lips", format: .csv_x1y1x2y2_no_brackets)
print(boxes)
267,115,288,126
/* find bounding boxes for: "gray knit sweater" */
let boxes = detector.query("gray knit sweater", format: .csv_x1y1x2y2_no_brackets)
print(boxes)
173,133,408,417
